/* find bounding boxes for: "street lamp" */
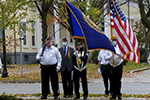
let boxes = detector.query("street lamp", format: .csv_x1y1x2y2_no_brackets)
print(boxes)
1,29,8,77
1,3,8,77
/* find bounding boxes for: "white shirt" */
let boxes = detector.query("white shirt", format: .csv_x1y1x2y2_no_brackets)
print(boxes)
97,50,110,65
36,46,62,66
105,45,123,67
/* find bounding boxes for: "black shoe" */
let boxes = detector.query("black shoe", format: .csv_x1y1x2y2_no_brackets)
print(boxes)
68,95,73,97
41,95,47,99
63,95,67,98
74,96,80,99
83,96,87,99
109,91,113,95
110,96,116,99
118,95,122,99
105,90,109,95
54,96,60,99
105,92,109,95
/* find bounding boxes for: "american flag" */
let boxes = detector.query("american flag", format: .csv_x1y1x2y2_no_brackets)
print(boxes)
110,0,140,64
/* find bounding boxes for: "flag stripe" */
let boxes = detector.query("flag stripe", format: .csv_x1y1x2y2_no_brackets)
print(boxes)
125,21,139,63
114,17,133,52
110,0,140,64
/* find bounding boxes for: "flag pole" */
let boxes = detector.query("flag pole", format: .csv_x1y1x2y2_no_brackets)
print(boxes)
108,0,113,40
128,0,130,22
65,0,76,50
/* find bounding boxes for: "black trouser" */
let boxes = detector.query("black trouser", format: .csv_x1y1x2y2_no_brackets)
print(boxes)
73,69,88,97
110,63,123,97
101,65,112,94
61,69,73,96
41,64,59,97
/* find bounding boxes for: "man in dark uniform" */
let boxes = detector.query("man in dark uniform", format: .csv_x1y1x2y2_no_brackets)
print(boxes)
36,37,62,99
73,42,88,99
59,37,74,98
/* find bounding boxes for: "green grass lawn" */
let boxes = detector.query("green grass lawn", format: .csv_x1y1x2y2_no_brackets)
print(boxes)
6,64,40,72
123,61,149,72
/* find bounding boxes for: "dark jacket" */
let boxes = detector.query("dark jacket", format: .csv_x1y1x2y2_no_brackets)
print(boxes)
59,46,74,72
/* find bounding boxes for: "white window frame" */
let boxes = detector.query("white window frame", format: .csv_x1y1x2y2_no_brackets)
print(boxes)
52,23,55,41
21,19,28,48
32,22,36,48
31,2,36,11
131,19,134,29
126,15,134,30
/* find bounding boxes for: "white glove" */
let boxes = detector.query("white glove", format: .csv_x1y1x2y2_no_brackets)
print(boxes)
56,66,61,72
74,51,77,55
74,51,81,57
98,68,101,74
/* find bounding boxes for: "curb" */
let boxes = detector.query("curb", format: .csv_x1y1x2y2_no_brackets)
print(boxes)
0,80,90,83
0,80,41,83
130,66,150,73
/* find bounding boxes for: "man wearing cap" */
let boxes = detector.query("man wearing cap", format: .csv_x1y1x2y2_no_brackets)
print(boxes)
36,37,62,99
59,37,74,98
105,36,124,99
73,42,88,99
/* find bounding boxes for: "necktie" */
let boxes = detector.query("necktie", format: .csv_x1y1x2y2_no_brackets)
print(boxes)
78,52,82,71
64,47,66,55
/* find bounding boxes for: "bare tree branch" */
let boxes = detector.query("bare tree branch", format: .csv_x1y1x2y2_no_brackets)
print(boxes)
34,1,42,17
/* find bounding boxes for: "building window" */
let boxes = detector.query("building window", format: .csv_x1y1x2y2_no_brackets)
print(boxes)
32,22,36,47
131,19,134,29
32,36,35,46
20,22,27,46
31,2,36,11
53,24,55,40
24,53,29,62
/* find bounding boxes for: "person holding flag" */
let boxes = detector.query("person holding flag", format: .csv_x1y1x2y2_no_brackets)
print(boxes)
108,0,140,98
73,42,88,99
105,36,124,99
110,0,140,64
36,37,62,99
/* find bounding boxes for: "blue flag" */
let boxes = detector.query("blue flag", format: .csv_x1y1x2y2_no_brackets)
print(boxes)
66,1,115,53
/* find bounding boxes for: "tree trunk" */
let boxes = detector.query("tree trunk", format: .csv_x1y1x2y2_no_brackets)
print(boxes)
42,17,47,45
41,5,48,45
144,26,148,62
138,0,150,31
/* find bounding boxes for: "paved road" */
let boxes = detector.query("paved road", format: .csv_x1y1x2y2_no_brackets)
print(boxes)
0,82,150,95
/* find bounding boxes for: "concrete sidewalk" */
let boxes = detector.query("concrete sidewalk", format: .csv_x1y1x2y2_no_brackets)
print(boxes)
0,82,149,100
